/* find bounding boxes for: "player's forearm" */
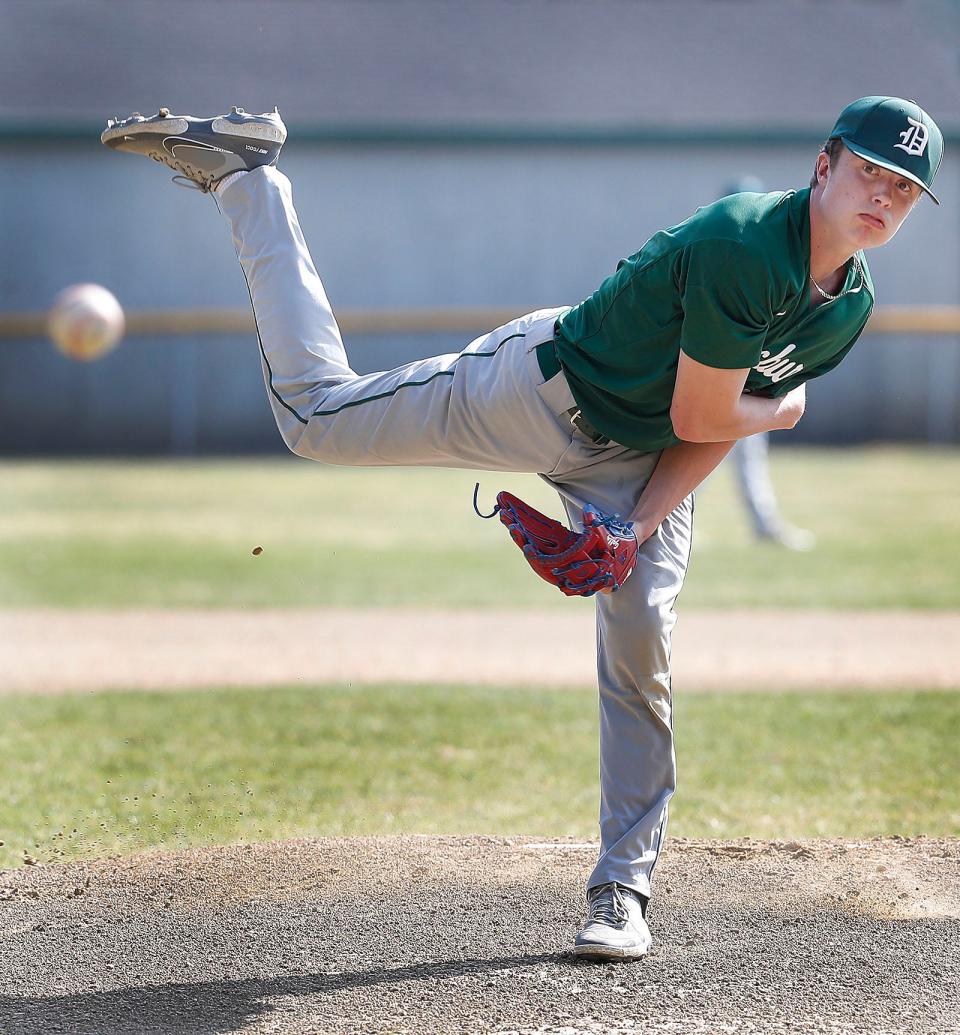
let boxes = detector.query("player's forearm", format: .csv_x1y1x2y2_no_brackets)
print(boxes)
629,439,735,540
672,384,805,442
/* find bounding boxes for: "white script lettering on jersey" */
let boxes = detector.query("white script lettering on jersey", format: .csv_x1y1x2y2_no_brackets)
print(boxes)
894,116,929,157
755,344,804,383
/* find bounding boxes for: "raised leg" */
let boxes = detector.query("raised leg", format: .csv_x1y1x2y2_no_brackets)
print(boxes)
214,166,575,473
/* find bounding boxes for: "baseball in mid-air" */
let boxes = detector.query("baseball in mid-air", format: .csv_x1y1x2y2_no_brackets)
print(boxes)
47,283,125,361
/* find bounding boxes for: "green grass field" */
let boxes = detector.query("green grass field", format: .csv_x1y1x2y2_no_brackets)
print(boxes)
1,447,958,609
1,450,957,870
2,684,958,869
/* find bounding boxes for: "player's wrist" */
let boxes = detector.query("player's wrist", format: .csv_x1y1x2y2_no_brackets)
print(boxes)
627,512,659,545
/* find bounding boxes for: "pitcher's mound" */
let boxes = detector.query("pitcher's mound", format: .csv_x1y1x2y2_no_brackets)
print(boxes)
2,836,958,1034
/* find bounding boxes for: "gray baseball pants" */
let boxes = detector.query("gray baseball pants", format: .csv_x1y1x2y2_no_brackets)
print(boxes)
215,166,695,902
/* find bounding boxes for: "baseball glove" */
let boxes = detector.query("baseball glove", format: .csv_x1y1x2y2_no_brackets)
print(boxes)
473,485,638,597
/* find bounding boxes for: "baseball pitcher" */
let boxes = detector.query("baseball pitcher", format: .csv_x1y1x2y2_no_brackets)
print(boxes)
102,96,942,959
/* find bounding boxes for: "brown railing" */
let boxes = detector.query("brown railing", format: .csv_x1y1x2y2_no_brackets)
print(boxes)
2,305,960,340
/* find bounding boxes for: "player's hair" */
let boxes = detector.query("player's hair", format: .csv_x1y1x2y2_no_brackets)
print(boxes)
810,136,844,188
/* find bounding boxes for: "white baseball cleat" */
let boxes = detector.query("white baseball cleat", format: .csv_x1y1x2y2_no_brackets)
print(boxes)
573,881,652,960
101,106,286,192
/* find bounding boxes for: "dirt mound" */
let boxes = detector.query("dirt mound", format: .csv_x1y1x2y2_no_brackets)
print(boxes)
2,836,958,1034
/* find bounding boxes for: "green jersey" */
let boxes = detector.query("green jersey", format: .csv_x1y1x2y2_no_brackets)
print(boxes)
552,187,874,452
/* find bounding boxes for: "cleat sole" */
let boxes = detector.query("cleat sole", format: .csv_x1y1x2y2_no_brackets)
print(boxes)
573,940,649,960
211,116,286,143
101,118,189,145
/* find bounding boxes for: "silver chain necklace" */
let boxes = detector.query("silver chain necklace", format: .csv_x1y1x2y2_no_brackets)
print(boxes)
810,255,864,301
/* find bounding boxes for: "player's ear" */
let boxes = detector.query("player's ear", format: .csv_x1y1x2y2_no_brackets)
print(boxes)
815,151,831,188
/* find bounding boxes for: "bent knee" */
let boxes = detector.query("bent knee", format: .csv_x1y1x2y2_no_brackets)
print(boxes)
272,417,311,459
599,602,674,705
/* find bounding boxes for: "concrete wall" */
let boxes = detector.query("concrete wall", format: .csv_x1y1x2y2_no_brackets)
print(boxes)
1,139,957,454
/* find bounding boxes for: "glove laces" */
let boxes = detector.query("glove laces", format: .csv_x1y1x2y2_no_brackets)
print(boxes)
579,503,633,538
472,482,500,519
473,483,634,536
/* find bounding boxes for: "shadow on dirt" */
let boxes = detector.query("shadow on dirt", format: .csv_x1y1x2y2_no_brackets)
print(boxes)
0,952,565,1035
3,837,959,1033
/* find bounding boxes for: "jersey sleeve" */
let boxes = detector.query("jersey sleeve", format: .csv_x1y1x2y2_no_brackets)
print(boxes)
677,239,774,370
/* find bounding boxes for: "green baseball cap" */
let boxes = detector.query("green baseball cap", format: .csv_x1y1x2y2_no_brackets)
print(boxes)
830,96,943,204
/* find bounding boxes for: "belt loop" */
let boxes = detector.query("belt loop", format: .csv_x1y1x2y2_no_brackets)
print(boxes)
567,407,611,446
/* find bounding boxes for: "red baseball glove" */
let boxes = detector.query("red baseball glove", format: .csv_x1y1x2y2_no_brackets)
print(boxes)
474,486,639,597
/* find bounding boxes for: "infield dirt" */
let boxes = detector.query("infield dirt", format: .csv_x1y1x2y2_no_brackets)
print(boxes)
2,836,958,1034
3,607,959,694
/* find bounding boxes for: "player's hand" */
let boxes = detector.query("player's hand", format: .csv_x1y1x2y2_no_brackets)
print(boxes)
775,383,806,430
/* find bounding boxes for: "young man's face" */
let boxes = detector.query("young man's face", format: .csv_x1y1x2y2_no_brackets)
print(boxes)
816,144,920,251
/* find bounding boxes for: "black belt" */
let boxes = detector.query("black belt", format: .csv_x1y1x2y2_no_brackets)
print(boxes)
535,338,611,447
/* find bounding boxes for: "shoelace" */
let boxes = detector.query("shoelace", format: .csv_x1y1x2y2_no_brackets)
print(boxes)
148,150,214,193
171,175,209,192
587,883,631,927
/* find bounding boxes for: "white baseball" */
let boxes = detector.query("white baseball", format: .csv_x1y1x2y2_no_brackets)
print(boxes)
47,283,125,361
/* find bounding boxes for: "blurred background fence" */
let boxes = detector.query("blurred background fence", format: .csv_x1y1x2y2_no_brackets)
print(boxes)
2,304,960,453
1,0,958,454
